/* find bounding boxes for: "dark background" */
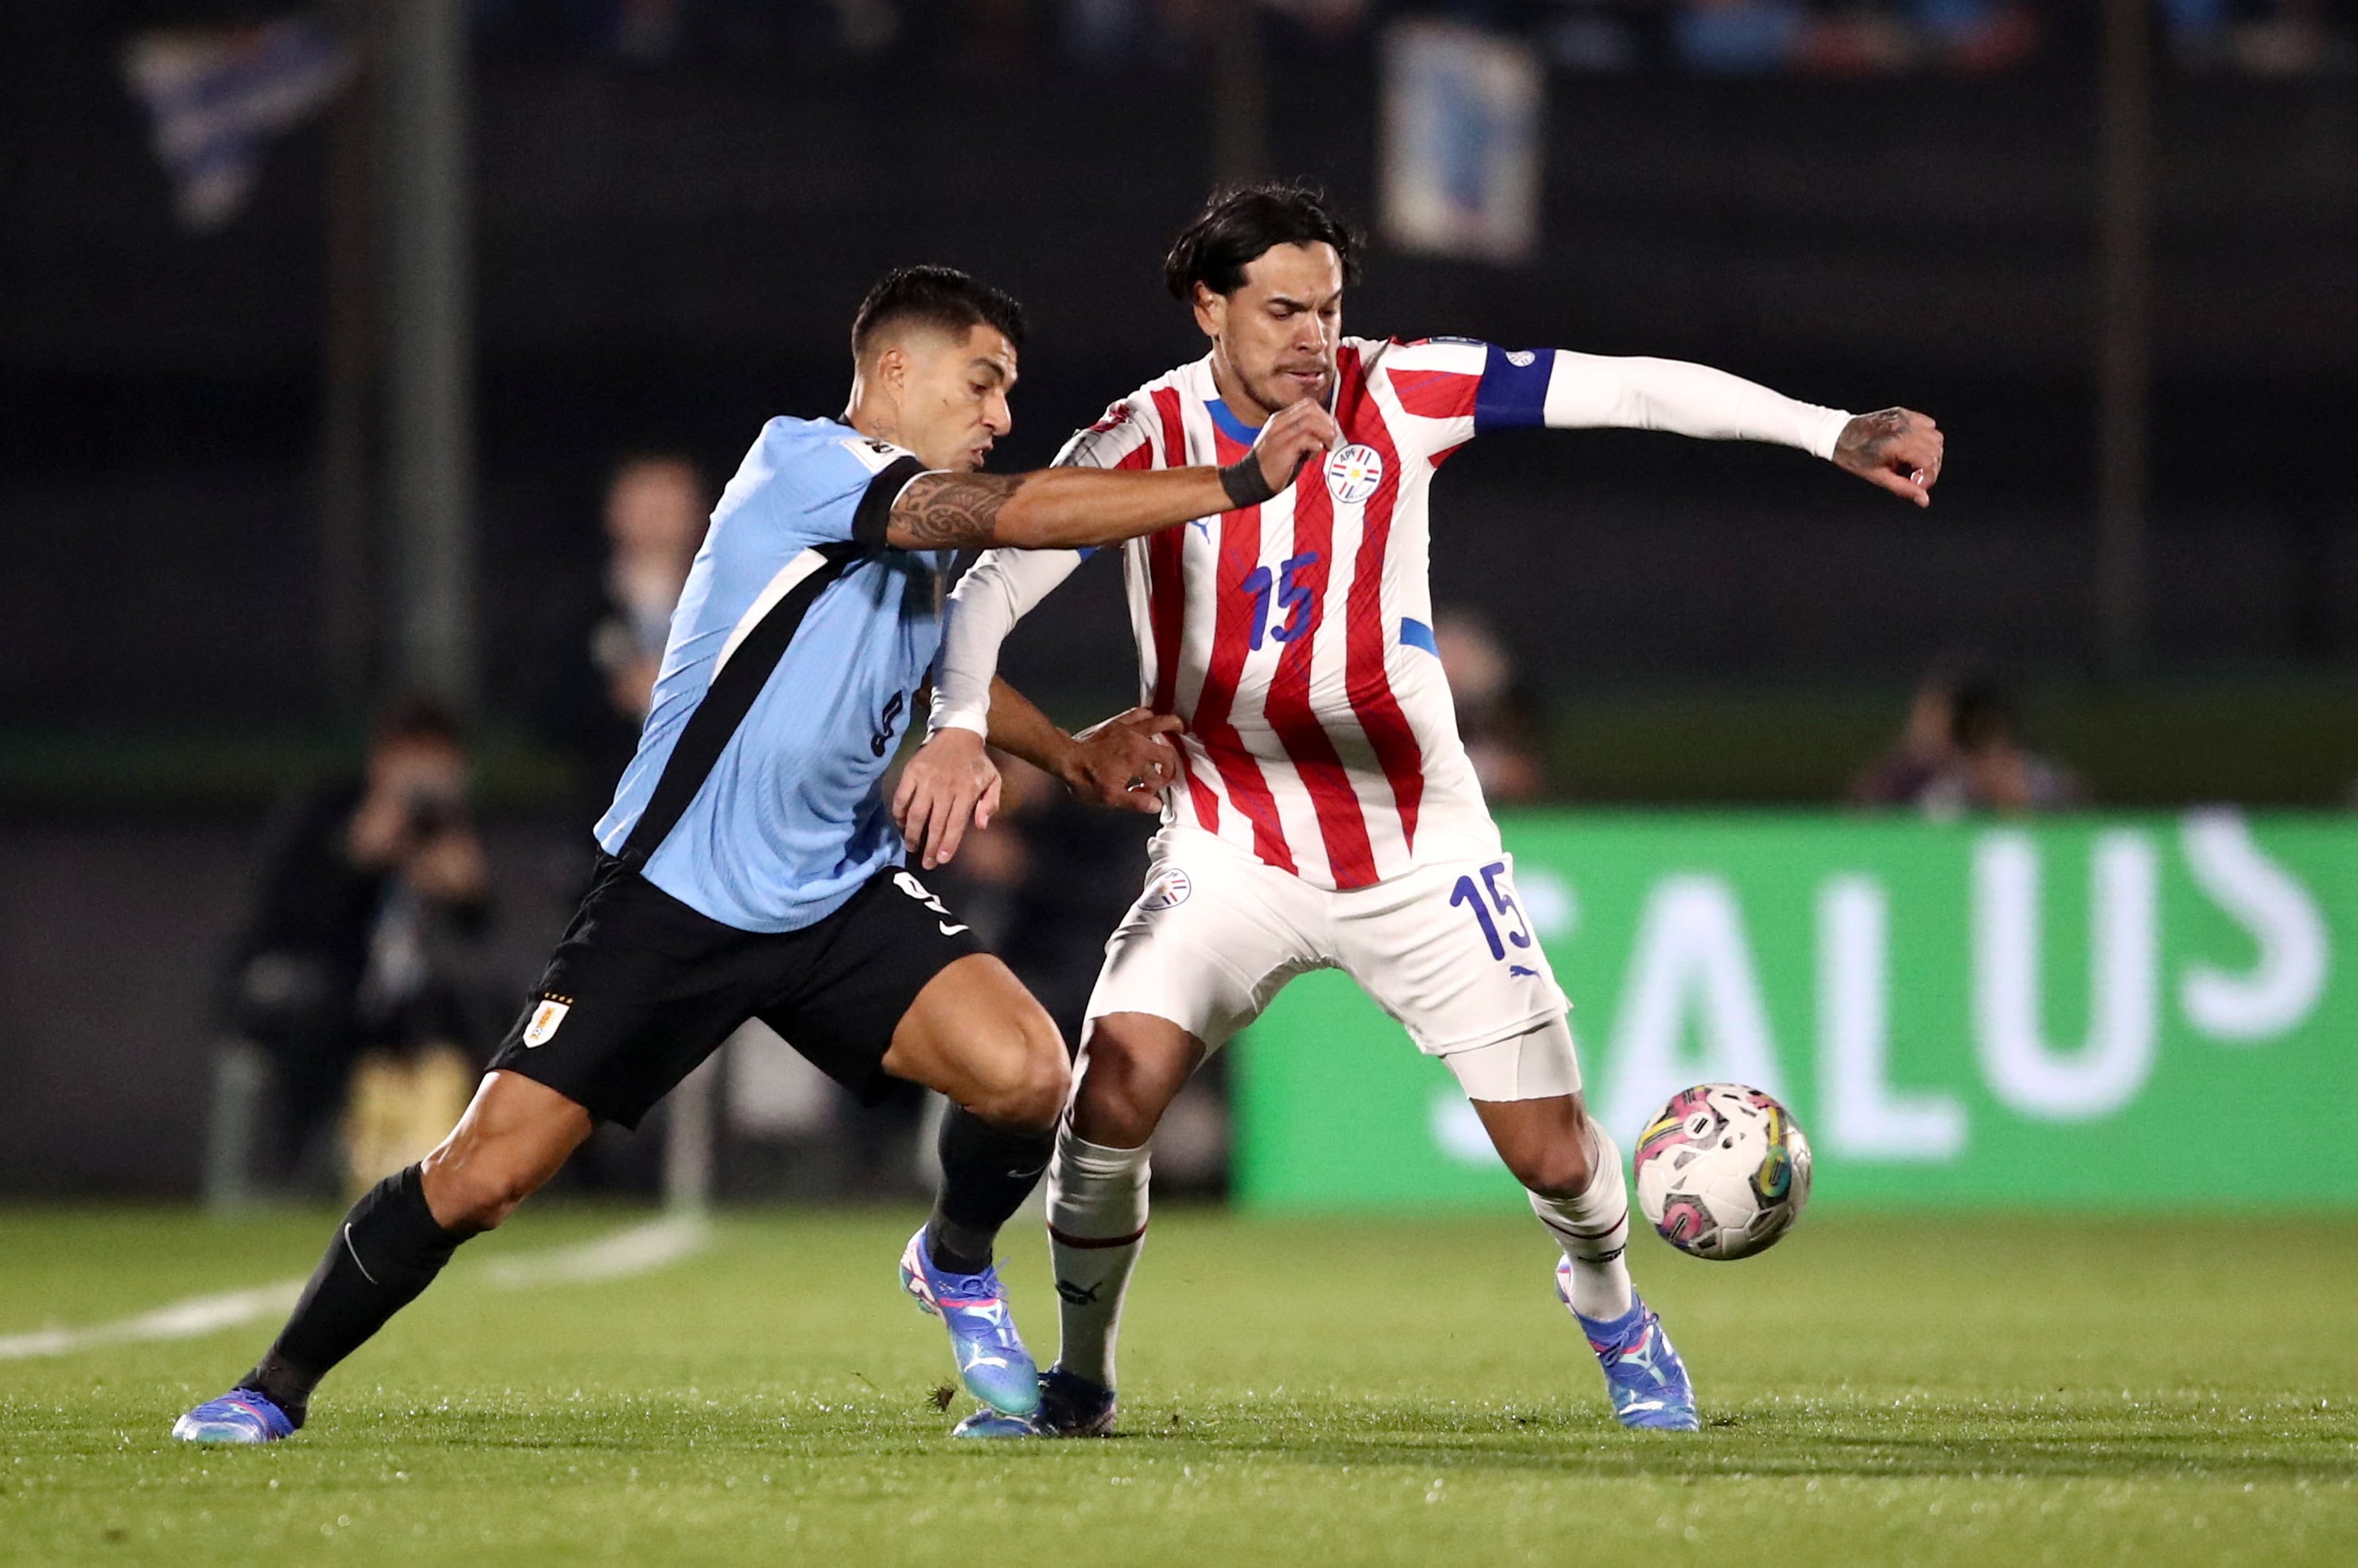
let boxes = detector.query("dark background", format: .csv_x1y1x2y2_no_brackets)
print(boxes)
8,11,2356,738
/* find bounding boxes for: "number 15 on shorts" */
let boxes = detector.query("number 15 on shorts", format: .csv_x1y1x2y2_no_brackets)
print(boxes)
1450,860,1534,964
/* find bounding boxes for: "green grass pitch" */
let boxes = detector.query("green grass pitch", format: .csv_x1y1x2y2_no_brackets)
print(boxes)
2,1204,2352,1566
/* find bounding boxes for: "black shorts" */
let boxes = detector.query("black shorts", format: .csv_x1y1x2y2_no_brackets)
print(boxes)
488,855,985,1128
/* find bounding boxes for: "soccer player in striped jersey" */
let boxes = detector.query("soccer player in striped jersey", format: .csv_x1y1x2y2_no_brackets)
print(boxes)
897,185,1944,1437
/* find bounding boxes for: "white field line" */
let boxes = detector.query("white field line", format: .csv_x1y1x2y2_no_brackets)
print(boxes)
0,1214,710,1363
0,1281,305,1363
478,1213,709,1288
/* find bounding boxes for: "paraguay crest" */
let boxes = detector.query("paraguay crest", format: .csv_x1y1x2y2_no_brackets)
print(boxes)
522,995,572,1048
1140,867,1193,911
1325,443,1384,505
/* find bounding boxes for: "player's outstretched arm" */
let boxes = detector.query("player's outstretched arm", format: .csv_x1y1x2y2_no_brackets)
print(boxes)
884,399,1337,551
1531,351,1945,506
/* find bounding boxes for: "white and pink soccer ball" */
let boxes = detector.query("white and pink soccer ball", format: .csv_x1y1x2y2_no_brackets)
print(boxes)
1632,1083,1814,1261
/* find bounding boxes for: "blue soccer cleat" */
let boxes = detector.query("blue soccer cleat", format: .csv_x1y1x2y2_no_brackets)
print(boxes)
949,1407,1037,1439
900,1227,1040,1418
171,1388,298,1445
1033,1365,1116,1438
1557,1262,1698,1431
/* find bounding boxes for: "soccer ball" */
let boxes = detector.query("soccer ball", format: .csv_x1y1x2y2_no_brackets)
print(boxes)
1632,1083,1813,1261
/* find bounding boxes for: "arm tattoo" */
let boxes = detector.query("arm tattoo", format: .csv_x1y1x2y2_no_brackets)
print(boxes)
890,472,1024,548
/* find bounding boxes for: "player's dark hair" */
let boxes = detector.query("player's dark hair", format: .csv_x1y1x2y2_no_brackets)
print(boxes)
1163,181,1364,302
850,266,1027,360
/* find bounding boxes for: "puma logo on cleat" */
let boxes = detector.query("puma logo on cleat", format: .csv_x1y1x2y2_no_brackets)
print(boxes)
1510,965,1539,978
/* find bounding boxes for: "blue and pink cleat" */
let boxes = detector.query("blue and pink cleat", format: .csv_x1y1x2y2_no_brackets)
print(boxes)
1557,1260,1698,1431
900,1227,1041,1419
171,1388,298,1445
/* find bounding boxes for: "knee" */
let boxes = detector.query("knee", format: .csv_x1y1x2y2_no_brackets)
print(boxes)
964,1020,1069,1133
1504,1130,1596,1200
1070,1041,1175,1148
418,1142,547,1234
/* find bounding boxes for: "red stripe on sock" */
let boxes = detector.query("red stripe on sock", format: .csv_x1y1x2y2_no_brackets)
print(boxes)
1047,1223,1149,1250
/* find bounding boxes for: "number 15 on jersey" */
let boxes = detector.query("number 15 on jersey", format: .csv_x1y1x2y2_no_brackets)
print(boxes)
1450,859,1533,963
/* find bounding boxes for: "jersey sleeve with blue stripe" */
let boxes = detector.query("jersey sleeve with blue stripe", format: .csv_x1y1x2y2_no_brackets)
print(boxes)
1364,337,1554,467
594,416,948,933
1375,334,1850,459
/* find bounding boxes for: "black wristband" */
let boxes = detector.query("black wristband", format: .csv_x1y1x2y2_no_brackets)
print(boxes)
1220,454,1280,511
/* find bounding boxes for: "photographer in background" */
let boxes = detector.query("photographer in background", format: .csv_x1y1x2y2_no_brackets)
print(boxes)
223,699,493,1196
1930,679,2084,816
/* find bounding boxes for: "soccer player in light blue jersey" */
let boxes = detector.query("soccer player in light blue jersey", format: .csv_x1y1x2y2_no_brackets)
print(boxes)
174,266,1338,1446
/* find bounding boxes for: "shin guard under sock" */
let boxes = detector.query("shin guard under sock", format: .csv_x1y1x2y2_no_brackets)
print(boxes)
1529,1122,1636,1322
926,1106,1053,1274
242,1163,466,1422
1045,1126,1150,1391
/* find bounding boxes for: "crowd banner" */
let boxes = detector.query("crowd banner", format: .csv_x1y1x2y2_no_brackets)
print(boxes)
1234,811,2354,1209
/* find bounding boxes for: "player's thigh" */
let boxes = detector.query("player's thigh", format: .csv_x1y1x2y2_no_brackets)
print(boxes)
880,951,1065,1127
485,856,771,1133
766,866,1060,1126
1442,1017,1592,1196
1441,1014,1584,1107
1084,827,1328,1056
1333,852,1570,1057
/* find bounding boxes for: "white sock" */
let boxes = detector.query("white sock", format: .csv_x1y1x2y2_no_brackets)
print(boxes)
1045,1125,1150,1392
1528,1120,1636,1322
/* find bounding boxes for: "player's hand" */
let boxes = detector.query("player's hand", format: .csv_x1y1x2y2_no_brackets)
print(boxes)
892,728,1002,870
1834,407,1944,508
1252,399,1341,496
1060,706,1181,815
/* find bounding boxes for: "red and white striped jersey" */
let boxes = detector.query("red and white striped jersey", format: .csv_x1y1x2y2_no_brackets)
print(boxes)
1059,337,1521,892
932,335,1848,893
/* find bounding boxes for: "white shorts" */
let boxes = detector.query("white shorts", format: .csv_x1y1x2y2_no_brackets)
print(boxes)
1084,825,1580,1102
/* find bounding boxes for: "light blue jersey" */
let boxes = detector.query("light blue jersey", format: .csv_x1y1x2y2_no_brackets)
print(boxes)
595,416,946,933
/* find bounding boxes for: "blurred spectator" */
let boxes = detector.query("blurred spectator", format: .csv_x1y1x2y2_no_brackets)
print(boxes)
1853,670,2078,815
1913,0,2041,74
1792,1,1916,74
462,0,2344,74
223,699,494,1196
1673,0,1807,73
1539,0,1647,71
2166,0,2338,73
1850,667,1959,808
597,455,706,725
537,455,707,830
1932,679,2083,815
1433,608,1547,802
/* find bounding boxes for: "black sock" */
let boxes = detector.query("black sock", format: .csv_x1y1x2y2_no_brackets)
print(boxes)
240,1164,466,1424
926,1107,1053,1274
